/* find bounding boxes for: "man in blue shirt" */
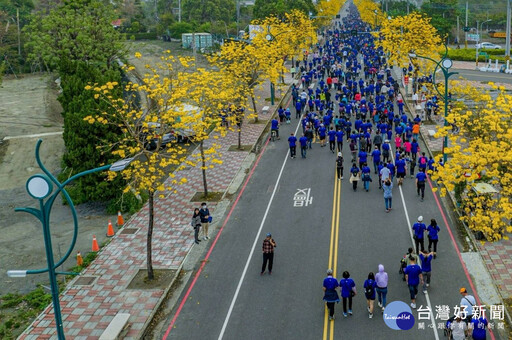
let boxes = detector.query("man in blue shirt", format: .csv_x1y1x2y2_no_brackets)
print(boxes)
271,118,280,140
288,133,297,159
412,216,427,253
299,134,308,158
395,156,407,185
328,127,337,153
404,256,423,309
416,169,427,201
371,146,381,174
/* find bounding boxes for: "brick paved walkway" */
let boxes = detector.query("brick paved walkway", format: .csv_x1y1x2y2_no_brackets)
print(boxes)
20,73,294,339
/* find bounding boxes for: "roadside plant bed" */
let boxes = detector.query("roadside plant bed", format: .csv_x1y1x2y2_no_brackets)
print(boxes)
190,191,223,202
228,145,252,151
127,269,177,290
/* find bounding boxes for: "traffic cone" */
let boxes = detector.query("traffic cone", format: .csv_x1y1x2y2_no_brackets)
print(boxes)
106,220,115,237
116,211,124,227
76,251,83,266
92,235,100,252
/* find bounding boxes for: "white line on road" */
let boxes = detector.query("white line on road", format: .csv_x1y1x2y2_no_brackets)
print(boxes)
218,116,302,340
392,153,439,340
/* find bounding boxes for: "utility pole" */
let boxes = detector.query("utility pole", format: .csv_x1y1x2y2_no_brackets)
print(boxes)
407,0,410,15
178,0,181,22
506,0,511,60
236,0,240,35
16,8,21,55
464,1,468,49
457,16,460,46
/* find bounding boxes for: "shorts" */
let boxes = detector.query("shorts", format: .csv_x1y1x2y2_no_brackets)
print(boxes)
397,172,405,178
320,136,326,141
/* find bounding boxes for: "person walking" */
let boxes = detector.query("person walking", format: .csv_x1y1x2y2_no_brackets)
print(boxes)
363,272,377,318
404,256,423,309
427,218,440,257
349,163,361,191
361,163,372,192
412,216,426,253
299,134,308,158
261,233,276,275
416,169,427,201
328,127,337,153
371,146,381,174
383,178,393,212
336,152,344,180
191,208,202,244
375,264,388,312
459,287,477,322
419,250,434,293
469,315,488,340
305,125,314,149
288,133,297,159
450,314,468,340
323,269,340,321
339,271,356,317
199,203,210,240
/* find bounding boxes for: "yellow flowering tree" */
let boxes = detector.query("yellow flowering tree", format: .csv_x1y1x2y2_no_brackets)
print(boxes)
375,13,442,73
315,0,345,27
431,82,512,241
353,0,385,28
85,52,193,280
180,67,245,197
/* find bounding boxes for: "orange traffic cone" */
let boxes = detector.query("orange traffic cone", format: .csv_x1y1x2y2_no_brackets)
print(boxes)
117,211,124,227
76,251,83,266
92,235,100,252
106,220,115,237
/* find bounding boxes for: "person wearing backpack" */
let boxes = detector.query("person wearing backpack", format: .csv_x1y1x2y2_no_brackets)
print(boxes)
418,152,428,172
349,163,360,191
363,272,377,318
336,152,344,180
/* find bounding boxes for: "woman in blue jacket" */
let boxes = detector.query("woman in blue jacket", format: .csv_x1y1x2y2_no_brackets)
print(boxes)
323,269,340,321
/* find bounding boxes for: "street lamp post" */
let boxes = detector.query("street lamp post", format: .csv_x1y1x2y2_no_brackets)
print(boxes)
476,19,492,68
6,139,132,340
409,46,458,164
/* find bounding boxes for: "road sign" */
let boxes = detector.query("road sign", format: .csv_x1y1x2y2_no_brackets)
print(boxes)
467,34,479,42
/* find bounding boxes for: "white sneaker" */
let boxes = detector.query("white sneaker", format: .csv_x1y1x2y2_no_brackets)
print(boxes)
369,313,373,319
411,303,416,309
378,302,382,308
426,283,430,287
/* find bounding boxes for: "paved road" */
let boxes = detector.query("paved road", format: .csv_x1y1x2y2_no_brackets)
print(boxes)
452,68,512,84
157,106,488,339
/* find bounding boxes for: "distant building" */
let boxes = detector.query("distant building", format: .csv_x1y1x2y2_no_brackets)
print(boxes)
182,33,213,50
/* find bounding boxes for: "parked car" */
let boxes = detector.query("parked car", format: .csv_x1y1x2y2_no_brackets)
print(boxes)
476,42,502,49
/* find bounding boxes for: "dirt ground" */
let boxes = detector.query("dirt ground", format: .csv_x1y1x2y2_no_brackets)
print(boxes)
0,74,115,296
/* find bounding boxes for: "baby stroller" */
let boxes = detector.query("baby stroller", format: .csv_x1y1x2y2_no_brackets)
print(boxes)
443,315,455,339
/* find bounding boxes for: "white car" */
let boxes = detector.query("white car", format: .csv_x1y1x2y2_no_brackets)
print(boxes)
476,42,502,49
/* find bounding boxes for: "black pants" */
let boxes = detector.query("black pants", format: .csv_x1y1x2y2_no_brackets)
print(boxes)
337,141,343,152
329,140,336,151
290,146,296,158
428,237,438,253
415,237,425,253
352,180,358,190
342,296,353,313
326,302,335,317
417,183,425,198
262,252,274,273
194,226,200,241
337,167,343,179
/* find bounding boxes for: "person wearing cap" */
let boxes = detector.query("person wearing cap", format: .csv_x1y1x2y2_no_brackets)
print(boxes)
261,233,276,275
412,216,427,253
336,152,344,180
450,313,468,340
460,287,476,322
323,269,340,321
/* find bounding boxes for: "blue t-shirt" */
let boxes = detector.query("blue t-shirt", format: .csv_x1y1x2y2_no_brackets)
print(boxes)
288,136,297,147
404,264,422,286
339,278,355,298
336,130,344,141
363,279,376,299
319,126,327,138
395,159,406,173
271,119,279,129
324,276,339,290
328,130,336,141
358,151,367,163
413,222,426,239
299,136,308,147
371,149,381,163
416,171,427,183
471,317,488,340
419,253,433,273
427,224,440,239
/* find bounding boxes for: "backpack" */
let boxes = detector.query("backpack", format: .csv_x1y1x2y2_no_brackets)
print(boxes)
365,280,374,297
336,157,343,168
420,157,427,165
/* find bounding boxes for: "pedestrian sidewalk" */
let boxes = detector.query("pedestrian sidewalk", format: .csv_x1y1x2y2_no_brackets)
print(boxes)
20,73,295,339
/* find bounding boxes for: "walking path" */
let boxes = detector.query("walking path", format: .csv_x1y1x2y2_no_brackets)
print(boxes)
20,72,294,339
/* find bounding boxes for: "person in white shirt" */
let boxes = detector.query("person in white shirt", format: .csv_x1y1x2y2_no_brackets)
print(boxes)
459,287,476,321
450,314,468,340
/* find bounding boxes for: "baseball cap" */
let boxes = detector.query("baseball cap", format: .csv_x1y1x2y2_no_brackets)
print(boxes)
327,269,333,275
266,233,272,237
338,152,342,157
418,216,423,222
459,287,467,294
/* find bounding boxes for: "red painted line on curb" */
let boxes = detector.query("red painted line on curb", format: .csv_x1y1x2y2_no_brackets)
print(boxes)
162,97,291,339
427,176,496,340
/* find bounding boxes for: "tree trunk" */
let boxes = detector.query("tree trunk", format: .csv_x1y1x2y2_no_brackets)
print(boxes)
200,141,208,197
147,190,154,280
250,95,258,123
238,126,242,149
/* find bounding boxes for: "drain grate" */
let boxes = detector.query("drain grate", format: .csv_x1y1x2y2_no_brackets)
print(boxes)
74,276,96,286
119,228,138,235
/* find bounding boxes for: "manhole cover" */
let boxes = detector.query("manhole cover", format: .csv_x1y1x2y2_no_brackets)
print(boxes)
74,276,96,286
120,228,138,235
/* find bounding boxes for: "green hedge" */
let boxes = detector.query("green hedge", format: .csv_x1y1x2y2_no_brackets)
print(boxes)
129,32,158,40
445,48,508,62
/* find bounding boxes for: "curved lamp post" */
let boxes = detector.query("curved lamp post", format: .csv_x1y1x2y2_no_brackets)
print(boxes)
7,139,132,339
409,45,458,164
